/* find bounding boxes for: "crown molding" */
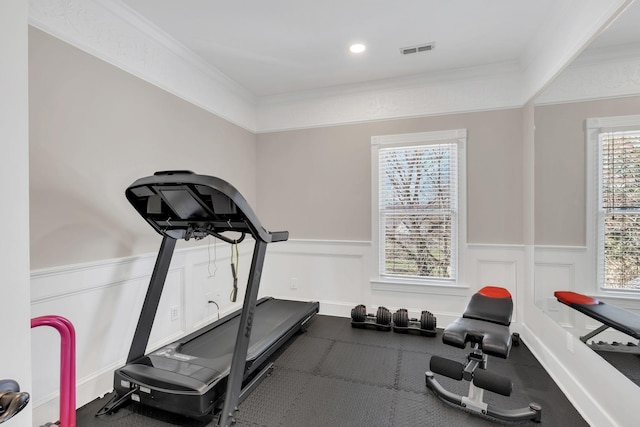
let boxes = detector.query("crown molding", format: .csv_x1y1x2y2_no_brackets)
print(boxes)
28,0,258,132
28,0,636,133
28,0,532,133
535,44,640,105
520,0,632,104
256,63,524,132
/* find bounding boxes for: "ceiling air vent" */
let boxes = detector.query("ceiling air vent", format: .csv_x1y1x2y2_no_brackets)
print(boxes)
400,42,435,55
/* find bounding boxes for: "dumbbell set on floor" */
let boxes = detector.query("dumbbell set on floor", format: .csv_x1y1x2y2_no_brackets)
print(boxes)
350,304,437,336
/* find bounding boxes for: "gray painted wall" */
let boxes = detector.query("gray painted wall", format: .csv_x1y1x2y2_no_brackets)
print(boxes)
30,27,526,269
29,28,257,269
256,109,524,244
535,95,640,246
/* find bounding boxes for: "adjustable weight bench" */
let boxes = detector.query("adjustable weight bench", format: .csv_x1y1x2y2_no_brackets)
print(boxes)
555,291,640,353
426,286,542,423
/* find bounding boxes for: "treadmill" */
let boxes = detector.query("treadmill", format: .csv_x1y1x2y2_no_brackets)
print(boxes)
99,171,319,426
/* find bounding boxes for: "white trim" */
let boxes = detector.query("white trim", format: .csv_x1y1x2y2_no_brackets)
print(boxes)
536,44,640,106
370,129,468,287
2,1,32,425
371,128,468,147
28,0,632,133
587,115,640,130
532,244,587,252
28,0,257,132
521,0,631,104
519,322,629,427
28,0,525,133
586,118,600,295
370,279,469,296
586,115,640,295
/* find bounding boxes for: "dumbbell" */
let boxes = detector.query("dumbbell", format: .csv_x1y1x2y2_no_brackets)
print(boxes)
392,308,437,336
350,305,392,331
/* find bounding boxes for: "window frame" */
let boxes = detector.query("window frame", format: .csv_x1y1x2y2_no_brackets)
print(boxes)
586,115,640,295
371,129,467,290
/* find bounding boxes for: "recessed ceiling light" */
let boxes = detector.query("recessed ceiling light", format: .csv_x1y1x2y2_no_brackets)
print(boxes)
349,43,366,54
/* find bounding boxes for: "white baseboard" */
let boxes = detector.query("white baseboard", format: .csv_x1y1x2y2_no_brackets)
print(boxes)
519,322,631,427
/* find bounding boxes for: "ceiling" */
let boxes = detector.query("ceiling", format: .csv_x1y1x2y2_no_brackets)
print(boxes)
120,0,566,98
28,0,637,131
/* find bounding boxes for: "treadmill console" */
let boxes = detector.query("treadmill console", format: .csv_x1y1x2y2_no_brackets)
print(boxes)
126,171,287,243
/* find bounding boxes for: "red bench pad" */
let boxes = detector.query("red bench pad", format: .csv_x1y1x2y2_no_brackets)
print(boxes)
554,291,640,340
554,291,599,305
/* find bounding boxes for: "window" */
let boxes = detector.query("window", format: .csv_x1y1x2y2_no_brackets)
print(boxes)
371,130,466,284
587,116,640,290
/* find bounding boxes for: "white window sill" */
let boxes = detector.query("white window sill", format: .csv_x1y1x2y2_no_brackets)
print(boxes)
370,278,469,296
595,289,640,307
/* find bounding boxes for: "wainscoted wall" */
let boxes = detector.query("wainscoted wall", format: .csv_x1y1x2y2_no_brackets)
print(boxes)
525,244,640,427
534,245,640,342
30,239,527,424
262,241,526,327
30,241,251,426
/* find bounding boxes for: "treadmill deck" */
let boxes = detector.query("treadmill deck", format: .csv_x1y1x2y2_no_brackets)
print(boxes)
113,298,318,417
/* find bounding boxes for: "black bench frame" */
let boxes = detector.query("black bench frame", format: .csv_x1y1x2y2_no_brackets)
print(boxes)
425,286,541,423
555,291,640,353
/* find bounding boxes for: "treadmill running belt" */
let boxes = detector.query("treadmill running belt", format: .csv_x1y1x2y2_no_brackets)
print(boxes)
180,299,312,360
113,298,318,417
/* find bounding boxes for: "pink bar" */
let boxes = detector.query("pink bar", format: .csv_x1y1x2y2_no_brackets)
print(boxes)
31,316,76,427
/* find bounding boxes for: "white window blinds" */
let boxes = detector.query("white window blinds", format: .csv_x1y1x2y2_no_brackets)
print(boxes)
378,142,458,279
599,130,640,289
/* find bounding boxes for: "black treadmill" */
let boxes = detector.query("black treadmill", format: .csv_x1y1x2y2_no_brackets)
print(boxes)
99,171,319,426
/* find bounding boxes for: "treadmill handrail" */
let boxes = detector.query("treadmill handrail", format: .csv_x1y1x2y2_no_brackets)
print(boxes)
126,171,288,243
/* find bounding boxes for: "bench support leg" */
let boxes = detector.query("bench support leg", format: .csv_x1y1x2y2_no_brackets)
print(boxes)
426,371,542,423
580,324,609,343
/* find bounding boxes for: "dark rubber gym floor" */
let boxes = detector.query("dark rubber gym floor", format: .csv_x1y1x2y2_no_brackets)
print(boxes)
76,315,588,426
597,350,640,387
